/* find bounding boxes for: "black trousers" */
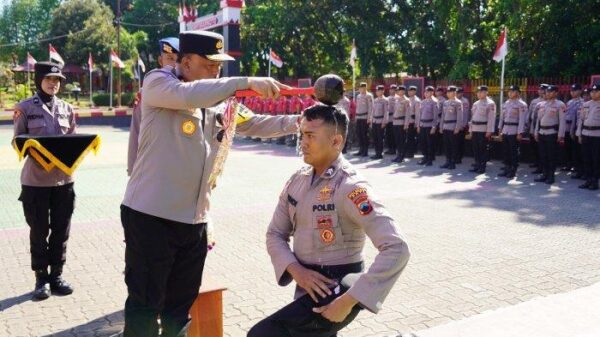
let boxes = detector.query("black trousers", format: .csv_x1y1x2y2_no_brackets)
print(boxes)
248,262,364,337
435,130,444,155
573,137,584,174
582,135,600,181
19,183,75,271
405,124,417,156
502,134,519,169
456,130,466,162
538,133,559,177
356,119,369,155
393,125,406,158
419,127,435,162
563,132,574,168
471,132,489,169
371,123,384,156
121,206,208,337
529,137,541,166
442,130,459,164
384,122,395,152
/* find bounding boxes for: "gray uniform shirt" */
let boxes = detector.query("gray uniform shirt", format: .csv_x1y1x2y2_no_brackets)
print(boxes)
127,103,142,176
406,96,421,127
13,94,77,187
372,97,389,124
576,100,600,137
393,95,410,126
566,97,584,135
498,98,527,135
355,93,373,120
417,97,440,128
441,98,464,131
387,95,397,122
460,97,470,129
469,98,496,133
535,99,567,137
527,97,544,134
266,155,410,313
335,97,351,116
123,66,299,224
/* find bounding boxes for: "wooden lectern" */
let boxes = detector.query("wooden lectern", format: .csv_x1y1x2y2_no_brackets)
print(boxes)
187,278,227,337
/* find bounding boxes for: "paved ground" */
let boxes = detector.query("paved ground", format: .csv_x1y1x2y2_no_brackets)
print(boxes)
1,125,599,337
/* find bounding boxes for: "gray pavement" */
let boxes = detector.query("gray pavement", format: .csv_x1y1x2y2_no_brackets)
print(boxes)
1,125,599,337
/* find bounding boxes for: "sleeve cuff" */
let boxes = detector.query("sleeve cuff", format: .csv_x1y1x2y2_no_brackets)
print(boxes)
233,77,249,91
347,278,383,314
275,255,298,287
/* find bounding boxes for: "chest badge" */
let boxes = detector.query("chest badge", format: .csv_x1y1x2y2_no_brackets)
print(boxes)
182,120,197,135
318,185,332,202
320,228,336,245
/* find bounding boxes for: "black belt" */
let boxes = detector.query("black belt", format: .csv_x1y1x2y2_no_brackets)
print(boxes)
583,126,600,131
388,112,394,116
356,112,368,116
394,117,406,120
421,119,433,123
303,261,364,281
540,125,558,130
444,120,457,123
503,122,518,126
410,115,415,118
566,121,573,124
472,121,487,125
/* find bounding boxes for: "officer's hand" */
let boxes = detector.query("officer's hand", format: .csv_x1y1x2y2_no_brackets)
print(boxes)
517,134,523,142
579,136,582,144
287,262,337,303
417,127,421,134
558,137,564,144
248,77,292,99
497,134,503,141
381,123,386,129
535,134,539,142
313,293,358,323
485,132,492,140
430,128,436,135
454,129,460,135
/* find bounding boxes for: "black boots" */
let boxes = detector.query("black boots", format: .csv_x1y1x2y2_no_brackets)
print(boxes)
49,265,74,295
579,179,599,190
33,269,50,300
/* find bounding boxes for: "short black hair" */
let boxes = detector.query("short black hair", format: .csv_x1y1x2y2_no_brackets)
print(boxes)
302,105,348,140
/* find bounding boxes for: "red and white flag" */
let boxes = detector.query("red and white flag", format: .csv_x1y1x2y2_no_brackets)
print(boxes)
137,57,146,73
26,52,37,71
88,52,94,73
493,28,508,62
49,44,65,65
269,49,283,68
349,39,357,67
111,50,125,69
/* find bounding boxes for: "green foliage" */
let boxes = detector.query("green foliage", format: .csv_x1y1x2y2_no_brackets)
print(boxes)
92,92,135,106
14,84,30,102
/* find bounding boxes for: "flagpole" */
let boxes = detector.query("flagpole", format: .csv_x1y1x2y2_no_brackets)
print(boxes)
268,48,272,78
500,55,505,115
109,51,113,110
89,68,93,107
138,61,141,91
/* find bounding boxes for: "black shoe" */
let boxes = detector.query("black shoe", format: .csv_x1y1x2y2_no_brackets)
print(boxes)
417,159,427,165
529,163,538,168
425,161,433,166
589,181,599,190
392,156,404,163
534,175,547,182
476,168,486,174
560,166,572,172
49,266,74,296
32,270,50,300
532,168,543,174
440,163,450,169
353,151,362,156
571,172,585,180
545,176,555,185
468,167,479,172
406,153,415,158
498,171,508,177
579,180,592,189
384,150,396,155
471,163,478,168
360,152,369,157
506,170,516,178
370,154,383,160
447,164,456,170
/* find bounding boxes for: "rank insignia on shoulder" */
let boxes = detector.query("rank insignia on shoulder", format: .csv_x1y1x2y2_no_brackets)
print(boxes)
318,185,332,202
33,98,40,104
320,228,336,244
287,194,298,207
182,120,196,135
348,187,373,216
324,166,335,177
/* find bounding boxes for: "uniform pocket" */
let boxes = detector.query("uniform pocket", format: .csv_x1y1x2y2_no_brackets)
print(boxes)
18,187,38,227
312,213,343,252
58,117,71,132
27,119,47,134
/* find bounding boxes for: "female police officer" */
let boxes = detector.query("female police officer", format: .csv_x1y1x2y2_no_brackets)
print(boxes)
12,62,76,300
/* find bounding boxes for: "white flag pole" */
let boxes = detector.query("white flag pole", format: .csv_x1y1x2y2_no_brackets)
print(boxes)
89,68,93,107
268,48,272,78
109,51,113,110
499,28,506,116
352,39,356,104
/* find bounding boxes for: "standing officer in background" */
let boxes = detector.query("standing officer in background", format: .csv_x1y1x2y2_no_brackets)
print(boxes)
12,62,76,300
249,103,410,337
434,87,446,155
354,82,373,157
534,85,566,184
392,85,410,163
128,37,179,176
527,84,547,172
577,83,600,190
497,85,528,179
121,30,300,337
456,87,470,164
439,86,463,170
469,85,496,174
371,85,389,159
335,94,351,154
566,84,585,178
385,85,397,155
416,86,439,166
405,86,420,158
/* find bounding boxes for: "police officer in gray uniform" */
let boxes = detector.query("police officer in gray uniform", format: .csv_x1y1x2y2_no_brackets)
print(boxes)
456,87,470,164
354,82,373,157
468,85,496,174
121,30,300,337
527,84,548,171
384,84,397,155
371,85,389,159
565,84,585,177
248,103,410,337
534,84,567,184
12,62,76,300
439,86,464,170
405,86,420,158
127,37,179,176
497,85,528,178
576,83,600,190
416,86,440,166
392,85,410,163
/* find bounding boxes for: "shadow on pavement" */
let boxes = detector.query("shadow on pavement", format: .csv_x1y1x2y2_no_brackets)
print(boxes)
0,292,31,311
42,310,124,337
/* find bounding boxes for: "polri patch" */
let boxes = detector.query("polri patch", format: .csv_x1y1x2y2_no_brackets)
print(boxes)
182,120,196,135
348,187,373,216
320,228,336,245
